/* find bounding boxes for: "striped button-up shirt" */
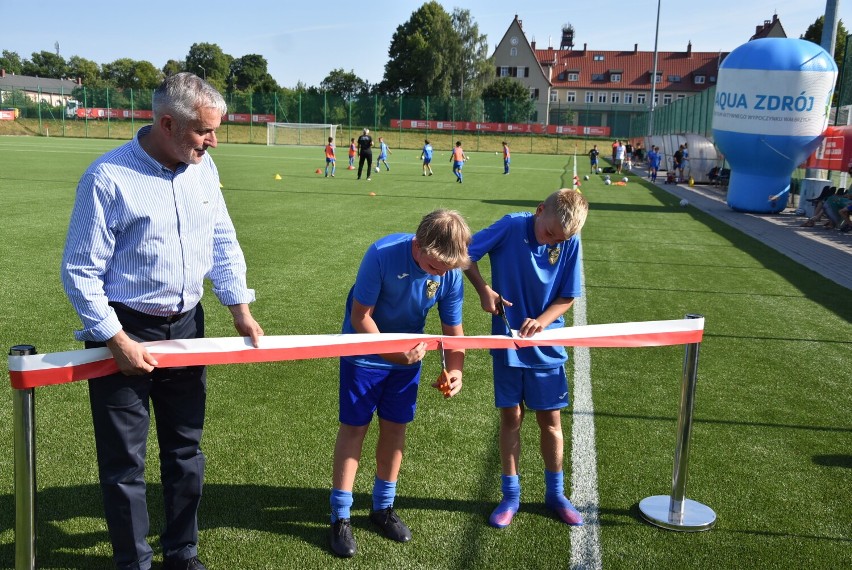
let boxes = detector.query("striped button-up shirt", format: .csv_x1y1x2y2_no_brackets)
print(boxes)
61,125,255,342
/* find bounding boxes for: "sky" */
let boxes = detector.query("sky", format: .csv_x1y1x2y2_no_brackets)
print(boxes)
0,1,847,88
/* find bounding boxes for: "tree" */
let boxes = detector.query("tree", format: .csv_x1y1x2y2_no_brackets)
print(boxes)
802,16,848,102
230,54,273,91
451,8,492,100
101,58,162,89
801,16,848,72
320,68,367,99
162,59,184,77
0,50,23,74
481,77,535,123
381,1,460,97
185,43,232,91
22,50,67,78
67,56,102,87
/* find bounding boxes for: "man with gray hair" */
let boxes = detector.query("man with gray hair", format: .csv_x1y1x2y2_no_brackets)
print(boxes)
61,72,263,570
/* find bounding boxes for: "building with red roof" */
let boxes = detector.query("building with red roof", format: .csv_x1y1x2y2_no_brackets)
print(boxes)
493,14,787,137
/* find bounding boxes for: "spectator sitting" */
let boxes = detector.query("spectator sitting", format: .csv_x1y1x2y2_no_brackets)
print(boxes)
838,204,852,232
799,185,837,228
707,166,721,184
824,190,851,230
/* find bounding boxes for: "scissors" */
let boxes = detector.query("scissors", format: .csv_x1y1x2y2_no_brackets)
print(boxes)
496,295,515,338
436,340,452,396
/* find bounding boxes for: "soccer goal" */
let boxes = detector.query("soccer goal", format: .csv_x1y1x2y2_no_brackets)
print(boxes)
267,122,339,147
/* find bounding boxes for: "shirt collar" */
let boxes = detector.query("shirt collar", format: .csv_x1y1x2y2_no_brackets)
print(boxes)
132,125,187,175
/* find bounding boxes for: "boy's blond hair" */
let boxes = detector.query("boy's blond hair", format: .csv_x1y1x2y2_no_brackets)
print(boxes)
415,209,471,269
542,189,589,239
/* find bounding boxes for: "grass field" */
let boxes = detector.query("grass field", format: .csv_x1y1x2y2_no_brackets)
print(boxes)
0,136,850,569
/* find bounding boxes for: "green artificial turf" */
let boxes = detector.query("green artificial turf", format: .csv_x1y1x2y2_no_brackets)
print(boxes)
0,136,849,569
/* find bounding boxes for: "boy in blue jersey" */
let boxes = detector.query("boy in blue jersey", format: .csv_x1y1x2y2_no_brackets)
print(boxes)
421,139,434,176
329,209,471,558
464,188,589,530
377,137,392,171
647,146,661,182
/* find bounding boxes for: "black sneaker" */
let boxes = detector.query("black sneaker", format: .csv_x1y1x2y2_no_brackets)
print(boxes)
370,507,412,542
330,518,357,558
163,556,206,570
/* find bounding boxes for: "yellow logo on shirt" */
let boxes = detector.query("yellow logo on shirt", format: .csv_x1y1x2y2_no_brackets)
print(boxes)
426,280,439,298
548,247,560,265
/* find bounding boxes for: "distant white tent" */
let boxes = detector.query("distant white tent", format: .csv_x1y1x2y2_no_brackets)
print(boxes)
642,133,722,183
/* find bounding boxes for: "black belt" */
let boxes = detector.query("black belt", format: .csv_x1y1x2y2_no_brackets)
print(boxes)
110,302,191,323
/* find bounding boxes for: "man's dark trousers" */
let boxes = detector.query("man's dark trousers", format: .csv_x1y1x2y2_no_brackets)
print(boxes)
87,303,206,569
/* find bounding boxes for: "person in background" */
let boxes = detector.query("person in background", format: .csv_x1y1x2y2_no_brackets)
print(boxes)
614,141,625,174
451,141,468,183
588,145,599,174
464,189,589,531
421,139,434,176
673,145,685,182
376,137,392,172
329,210,471,558
325,136,336,178
60,72,263,570
678,143,689,181
648,145,661,182
502,141,511,175
348,138,357,170
357,128,373,181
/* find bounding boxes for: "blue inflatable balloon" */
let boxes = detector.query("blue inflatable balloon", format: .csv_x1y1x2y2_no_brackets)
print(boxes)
712,38,837,213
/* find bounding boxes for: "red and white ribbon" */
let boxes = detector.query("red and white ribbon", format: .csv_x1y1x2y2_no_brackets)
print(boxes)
8,318,703,390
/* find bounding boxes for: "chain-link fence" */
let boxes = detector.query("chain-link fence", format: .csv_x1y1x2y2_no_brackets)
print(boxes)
1,84,615,152
0,81,724,153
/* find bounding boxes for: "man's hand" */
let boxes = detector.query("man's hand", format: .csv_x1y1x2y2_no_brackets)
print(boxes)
229,304,264,348
106,330,158,375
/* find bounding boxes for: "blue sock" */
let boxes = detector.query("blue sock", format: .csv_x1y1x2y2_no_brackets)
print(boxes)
501,474,520,504
489,474,520,528
544,469,564,500
372,476,397,512
330,488,353,523
544,469,584,525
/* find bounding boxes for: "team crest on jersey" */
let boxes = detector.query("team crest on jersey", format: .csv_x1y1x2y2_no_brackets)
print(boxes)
548,247,560,265
425,280,439,298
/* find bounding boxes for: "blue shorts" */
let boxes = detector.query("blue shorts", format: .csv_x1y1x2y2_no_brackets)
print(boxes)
423,157,432,165
326,158,335,164
493,357,569,411
339,358,421,426
453,161,464,170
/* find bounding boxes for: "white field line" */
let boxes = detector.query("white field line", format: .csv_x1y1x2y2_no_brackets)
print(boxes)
570,249,603,570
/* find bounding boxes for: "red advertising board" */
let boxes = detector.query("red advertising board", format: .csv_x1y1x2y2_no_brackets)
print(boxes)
0,110,16,121
224,113,276,124
75,108,154,120
803,125,849,170
71,109,276,123
390,119,610,137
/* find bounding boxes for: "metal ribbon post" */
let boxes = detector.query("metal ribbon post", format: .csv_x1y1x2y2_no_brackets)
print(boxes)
11,344,37,570
639,315,716,531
